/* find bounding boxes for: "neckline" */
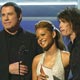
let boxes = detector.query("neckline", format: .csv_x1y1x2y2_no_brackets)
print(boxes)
42,49,60,69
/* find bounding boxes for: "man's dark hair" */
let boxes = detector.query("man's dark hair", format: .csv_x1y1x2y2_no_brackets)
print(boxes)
0,2,22,18
58,7,80,36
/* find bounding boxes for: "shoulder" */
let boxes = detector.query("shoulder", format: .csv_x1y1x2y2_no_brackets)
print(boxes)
32,53,43,70
0,30,4,35
60,50,70,67
61,50,70,58
22,30,37,41
23,30,35,38
0,30,5,40
73,35,80,45
32,54,42,65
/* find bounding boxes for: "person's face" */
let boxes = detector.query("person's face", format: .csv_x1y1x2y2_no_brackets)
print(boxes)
1,6,21,30
59,19,73,36
36,28,54,50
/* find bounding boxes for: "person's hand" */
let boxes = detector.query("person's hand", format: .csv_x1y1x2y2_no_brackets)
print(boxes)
9,61,28,75
37,74,48,80
37,65,48,80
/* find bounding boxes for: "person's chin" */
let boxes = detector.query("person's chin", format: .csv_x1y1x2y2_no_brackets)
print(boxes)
43,46,49,51
61,33,67,36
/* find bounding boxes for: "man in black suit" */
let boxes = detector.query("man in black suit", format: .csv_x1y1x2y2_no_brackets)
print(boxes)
0,2,42,80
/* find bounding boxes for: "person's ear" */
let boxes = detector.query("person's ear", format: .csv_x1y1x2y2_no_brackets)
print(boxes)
52,31,56,38
19,13,22,22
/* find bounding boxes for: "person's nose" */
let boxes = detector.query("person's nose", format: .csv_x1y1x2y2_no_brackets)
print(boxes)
59,22,63,29
38,36,43,42
4,15,9,21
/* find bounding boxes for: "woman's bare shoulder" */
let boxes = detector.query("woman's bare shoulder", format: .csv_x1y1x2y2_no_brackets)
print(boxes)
60,50,70,67
33,53,43,64
61,50,70,57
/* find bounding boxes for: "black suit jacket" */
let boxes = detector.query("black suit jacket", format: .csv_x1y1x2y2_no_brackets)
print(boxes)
0,30,9,80
0,27,42,80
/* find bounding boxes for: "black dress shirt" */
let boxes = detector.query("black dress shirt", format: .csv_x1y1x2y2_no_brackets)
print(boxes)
68,35,80,80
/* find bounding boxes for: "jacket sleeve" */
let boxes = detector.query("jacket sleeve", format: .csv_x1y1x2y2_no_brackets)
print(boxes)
0,31,9,80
